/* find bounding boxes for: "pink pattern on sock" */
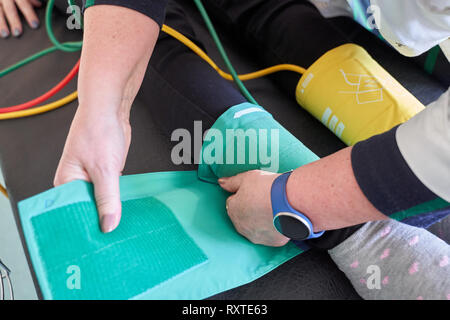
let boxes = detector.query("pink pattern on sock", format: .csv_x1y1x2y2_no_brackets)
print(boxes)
409,262,419,275
382,276,389,285
380,226,391,237
447,293,450,300
439,255,449,267
350,261,359,268
360,278,366,284
417,296,423,300
408,235,419,246
380,248,390,260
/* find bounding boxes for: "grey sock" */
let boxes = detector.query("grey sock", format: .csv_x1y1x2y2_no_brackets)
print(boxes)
328,219,450,300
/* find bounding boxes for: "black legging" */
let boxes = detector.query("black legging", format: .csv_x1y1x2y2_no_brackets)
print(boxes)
144,1,245,134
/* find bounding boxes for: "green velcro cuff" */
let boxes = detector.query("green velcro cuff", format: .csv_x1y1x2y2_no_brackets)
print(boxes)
198,102,319,183
19,171,302,299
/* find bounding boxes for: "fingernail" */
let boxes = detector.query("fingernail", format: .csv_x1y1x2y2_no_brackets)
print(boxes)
0,30,9,38
31,20,40,29
13,28,21,37
218,178,225,184
101,215,118,233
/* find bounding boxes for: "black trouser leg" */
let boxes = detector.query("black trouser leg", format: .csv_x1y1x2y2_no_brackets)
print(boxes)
143,1,246,139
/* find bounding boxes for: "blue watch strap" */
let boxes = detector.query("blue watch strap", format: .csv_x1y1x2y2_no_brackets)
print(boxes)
271,172,324,240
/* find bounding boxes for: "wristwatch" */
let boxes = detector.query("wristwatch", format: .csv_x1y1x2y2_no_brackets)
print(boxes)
271,171,324,240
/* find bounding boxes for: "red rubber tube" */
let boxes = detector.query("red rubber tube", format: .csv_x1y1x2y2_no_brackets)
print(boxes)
0,60,80,113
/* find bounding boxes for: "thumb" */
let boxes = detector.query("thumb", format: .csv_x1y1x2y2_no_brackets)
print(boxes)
90,168,122,233
218,173,244,193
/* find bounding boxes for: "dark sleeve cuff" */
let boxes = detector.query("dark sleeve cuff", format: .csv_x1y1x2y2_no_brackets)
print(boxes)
83,0,168,27
351,125,439,216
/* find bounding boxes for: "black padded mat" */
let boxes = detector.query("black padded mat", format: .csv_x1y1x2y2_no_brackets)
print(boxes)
0,1,446,300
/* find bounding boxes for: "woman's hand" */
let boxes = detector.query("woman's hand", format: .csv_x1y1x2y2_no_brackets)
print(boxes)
0,0,41,38
219,147,387,247
219,170,290,247
54,107,131,233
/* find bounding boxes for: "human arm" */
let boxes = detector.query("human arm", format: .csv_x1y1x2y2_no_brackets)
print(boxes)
54,3,162,233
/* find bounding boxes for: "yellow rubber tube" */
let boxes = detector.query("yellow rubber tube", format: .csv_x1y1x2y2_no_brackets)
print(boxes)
0,25,305,121
0,91,78,120
0,183,8,198
161,24,306,80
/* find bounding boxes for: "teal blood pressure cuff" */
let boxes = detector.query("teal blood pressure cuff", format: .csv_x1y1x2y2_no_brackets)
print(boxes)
198,103,319,182
19,171,302,300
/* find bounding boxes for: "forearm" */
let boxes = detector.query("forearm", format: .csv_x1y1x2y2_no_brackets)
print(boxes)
286,146,387,232
77,5,159,118
286,89,450,232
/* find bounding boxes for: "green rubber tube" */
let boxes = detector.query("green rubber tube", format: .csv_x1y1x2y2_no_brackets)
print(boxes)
0,46,58,78
0,0,82,78
3,0,255,109
45,0,82,52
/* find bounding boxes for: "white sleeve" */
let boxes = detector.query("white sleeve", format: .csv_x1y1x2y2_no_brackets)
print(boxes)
370,0,450,57
396,88,450,201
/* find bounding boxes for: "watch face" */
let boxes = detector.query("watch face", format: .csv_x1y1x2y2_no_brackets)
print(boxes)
273,213,310,240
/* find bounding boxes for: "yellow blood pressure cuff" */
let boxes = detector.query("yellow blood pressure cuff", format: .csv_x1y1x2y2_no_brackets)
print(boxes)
295,44,425,146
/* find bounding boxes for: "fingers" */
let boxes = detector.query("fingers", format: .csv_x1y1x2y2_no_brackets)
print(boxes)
53,164,91,187
0,0,41,38
0,6,9,38
90,167,122,233
54,163,122,233
16,0,39,29
225,194,243,232
225,194,250,236
2,0,22,37
218,173,244,193
225,195,235,215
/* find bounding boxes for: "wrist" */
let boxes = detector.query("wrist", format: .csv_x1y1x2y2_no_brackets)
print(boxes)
76,73,136,124
77,54,150,124
271,171,324,240
75,101,131,130
285,167,324,232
